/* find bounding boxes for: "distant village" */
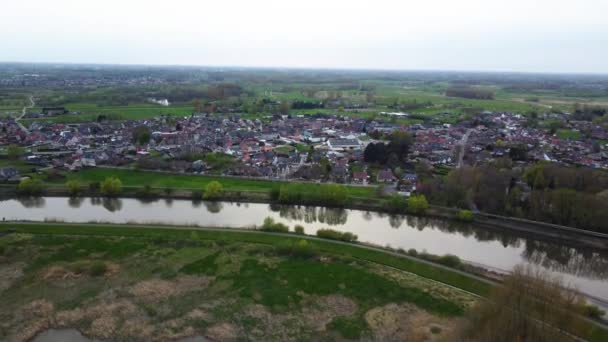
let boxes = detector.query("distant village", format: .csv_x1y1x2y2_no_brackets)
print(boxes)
1,109,608,194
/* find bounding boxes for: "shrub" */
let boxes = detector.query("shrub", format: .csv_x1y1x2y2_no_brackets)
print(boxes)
192,190,203,200
100,177,122,197
6,144,24,160
89,261,107,276
387,193,407,213
294,225,305,235
89,181,100,192
316,229,358,242
582,304,606,319
17,178,45,196
259,217,289,233
136,184,156,199
65,180,82,196
437,254,462,268
406,194,428,214
203,181,224,200
458,209,474,222
276,239,318,259
407,248,418,257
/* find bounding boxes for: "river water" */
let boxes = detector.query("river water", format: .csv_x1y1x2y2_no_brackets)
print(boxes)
1,196,607,302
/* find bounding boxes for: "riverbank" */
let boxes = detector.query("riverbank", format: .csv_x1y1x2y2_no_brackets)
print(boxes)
2,182,607,251
0,222,482,341
1,222,607,342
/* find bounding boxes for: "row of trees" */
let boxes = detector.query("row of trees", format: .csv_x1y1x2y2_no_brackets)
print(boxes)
419,162,608,232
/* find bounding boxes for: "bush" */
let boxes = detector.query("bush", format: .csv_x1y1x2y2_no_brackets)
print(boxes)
259,217,290,233
294,225,305,235
316,229,358,242
89,181,100,192
203,181,224,200
458,209,474,222
136,184,156,199
437,254,462,268
387,193,407,213
100,177,122,197
65,180,82,196
276,239,318,259
407,248,418,257
406,194,428,214
582,304,606,319
17,178,45,196
89,261,107,276
192,190,203,200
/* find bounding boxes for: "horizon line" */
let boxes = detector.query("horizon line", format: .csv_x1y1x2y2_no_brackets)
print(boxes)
2,60,608,77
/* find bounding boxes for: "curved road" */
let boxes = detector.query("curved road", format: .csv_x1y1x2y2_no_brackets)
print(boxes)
15,95,34,134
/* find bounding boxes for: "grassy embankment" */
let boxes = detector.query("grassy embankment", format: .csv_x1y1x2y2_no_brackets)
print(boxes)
0,222,481,340
1,222,606,341
53,168,378,201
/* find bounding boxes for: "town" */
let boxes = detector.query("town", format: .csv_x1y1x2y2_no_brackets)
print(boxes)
2,107,607,190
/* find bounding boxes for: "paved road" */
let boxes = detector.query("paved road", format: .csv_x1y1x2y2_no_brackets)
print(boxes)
456,128,473,168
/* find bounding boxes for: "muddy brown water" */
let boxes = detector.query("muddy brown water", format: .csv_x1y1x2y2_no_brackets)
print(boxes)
1,196,607,303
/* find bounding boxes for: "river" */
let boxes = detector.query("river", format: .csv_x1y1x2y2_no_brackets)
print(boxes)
1,196,607,302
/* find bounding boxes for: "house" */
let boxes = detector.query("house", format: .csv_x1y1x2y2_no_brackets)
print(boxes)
403,173,417,182
377,169,397,183
352,171,369,183
327,138,361,151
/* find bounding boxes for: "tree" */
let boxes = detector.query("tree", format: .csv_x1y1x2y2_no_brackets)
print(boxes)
7,144,24,161
319,157,331,176
455,265,589,342
17,178,45,196
407,194,429,214
192,98,202,113
65,180,82,196
203,181,224,200
387,193,407,213
100,177,122,197
387,131,413,163
132,126,151,146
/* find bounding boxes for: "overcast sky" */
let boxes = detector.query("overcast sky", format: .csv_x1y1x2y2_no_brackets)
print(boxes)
2,0,607,73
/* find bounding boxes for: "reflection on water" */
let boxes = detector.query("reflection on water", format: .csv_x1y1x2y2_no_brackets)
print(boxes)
1,196,607,300
16,197,46,208
68,197,85,208
32,329,94,342
269,205,348,225
204,201,223,213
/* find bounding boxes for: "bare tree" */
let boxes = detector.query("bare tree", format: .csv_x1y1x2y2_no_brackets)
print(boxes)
453,265,591,342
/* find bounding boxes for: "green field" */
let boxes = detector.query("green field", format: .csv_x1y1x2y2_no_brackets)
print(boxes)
557,129,583,140
21,103,194,125
59,167,377,198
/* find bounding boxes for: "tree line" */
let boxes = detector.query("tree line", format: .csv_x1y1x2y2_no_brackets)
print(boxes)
419,161,608,233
